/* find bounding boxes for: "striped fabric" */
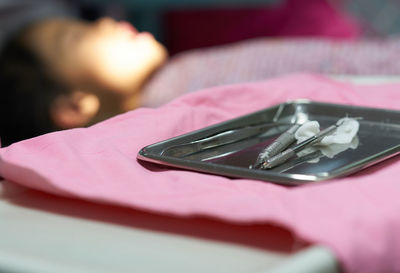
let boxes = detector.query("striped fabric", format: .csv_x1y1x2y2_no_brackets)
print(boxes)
142,37,400,107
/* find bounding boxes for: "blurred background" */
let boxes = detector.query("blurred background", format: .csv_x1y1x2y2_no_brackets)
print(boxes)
78,0,400,54
3,0,400,145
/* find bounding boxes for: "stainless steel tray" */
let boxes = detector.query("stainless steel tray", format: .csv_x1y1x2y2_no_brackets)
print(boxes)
138,100,400,185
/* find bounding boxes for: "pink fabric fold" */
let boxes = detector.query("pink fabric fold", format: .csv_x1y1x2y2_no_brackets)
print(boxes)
1,74,399,273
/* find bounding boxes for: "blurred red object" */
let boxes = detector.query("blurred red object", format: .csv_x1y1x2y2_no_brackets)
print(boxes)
164,0,360,54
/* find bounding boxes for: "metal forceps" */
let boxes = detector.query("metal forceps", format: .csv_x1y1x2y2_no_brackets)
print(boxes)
161,122,290,158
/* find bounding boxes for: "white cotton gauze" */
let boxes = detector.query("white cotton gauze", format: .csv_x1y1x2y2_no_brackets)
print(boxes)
320,117,359,145
294,118,360,160
319,137,359,158
294,121,320,142
294,121,320,161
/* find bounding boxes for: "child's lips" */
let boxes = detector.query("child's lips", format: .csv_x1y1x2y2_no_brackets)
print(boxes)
137,32,154,39
118,21,138,34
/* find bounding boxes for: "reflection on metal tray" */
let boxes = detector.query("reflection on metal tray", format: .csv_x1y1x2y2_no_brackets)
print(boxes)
137,99,400,185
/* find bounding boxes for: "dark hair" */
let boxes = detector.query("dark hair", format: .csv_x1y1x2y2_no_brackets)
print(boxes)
0,36,67,146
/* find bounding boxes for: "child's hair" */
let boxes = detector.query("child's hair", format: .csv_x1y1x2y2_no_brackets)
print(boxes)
0,36,68,146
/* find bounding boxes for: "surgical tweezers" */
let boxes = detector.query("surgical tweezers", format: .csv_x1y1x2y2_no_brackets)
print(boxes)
258,120,344,169
252,124,300,169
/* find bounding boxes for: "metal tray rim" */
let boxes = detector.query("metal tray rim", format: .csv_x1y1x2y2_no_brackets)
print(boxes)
137,100,400,185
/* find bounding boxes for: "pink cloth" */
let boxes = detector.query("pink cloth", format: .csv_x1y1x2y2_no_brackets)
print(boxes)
1,74,400,273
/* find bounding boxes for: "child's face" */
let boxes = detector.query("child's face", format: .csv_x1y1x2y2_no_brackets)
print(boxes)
24,17,167,118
